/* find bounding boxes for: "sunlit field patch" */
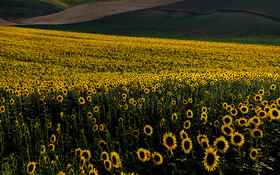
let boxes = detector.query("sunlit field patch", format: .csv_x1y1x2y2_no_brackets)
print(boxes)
0,26,280,174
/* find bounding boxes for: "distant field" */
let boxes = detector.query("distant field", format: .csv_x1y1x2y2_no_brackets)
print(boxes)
1,26,280,174
1,25,280,83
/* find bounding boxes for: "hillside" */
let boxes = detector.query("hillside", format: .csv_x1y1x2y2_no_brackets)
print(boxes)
25,0,279,37
0,0,61,19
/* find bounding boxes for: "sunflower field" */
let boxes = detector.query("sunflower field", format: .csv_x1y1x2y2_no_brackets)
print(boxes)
0,26,280,175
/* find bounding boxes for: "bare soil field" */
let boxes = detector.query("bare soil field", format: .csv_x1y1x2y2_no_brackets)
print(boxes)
0,0,183,25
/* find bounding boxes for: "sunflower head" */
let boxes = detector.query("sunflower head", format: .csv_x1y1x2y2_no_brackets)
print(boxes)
137,148,147,162
75,148,82,157
152,152,163,165
163,132,177,150
171,113,178,122
222,115,232,125
81,150,91,162
197,134,207,144
181,137,193,154
27,162,36,174
202,147,220,172
221,125,234,136
132,130,140,137
214,136,229,153
186,109,193,118
143,125,153,136
104,160,112,171
111,151,122,168
101,151,109,161
98,140,107,149
231,132,245,147
250,149,258,160
183,120,191,130
200,138,209,151
251,129,263,139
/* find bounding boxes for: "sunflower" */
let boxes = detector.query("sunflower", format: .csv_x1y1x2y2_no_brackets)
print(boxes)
79,157,85,169
257,110,267,119
111,152,122,168
222,102,228,109
240,106,249,114
71,114,76,120
183,120,191,130
167,149,174,158
163,132,177,150
197,134,207,144
247,121,258,130
231,132,245,146
87,112,93,118
137,148,147,162
171,113,178,122
56,95,63,103
48,144,55,152
27,162,36,174
160,118,165,126
88,163,94,171
214,136,229,153
99,124,104,131
75,148,82,157
78,97,85,104
143,125,153,136
118,117,123,123
221,125,234,136
94,106,99,113
181,137,193,154
250,149,258,160
101,151,109,161
222,115,232,125
40,145,46,155
92,124,98,131
250,116,261,125
98,140,106,149
0,106,6,113
186,109,193,118
251,129,263,138
214,120,219,127
230,108,238,116
254,95,262,102
202,107,207,113
152,152,163,165
10,99,15,105
238,118,247,125
91,118,96,124
46,122,52,129
81,150,91,162
276,98,280,107
201,116,207,125
269,108,280,119
200,138,209,151
180,130,188,140
132,130,140,137
50,135,56,143
87,96,92,102
202,147,220,172
89,168,98,175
